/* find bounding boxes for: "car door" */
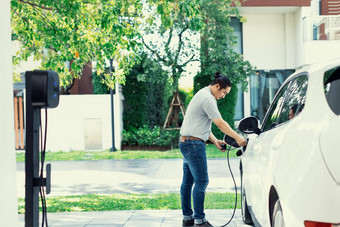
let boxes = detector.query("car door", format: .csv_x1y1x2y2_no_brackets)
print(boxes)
246,74,308,226
245,81,291,225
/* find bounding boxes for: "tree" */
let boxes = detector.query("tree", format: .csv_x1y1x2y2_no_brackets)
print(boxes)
195,0,255,139
141,0,203,91
11,0,141,92
140,0,204,127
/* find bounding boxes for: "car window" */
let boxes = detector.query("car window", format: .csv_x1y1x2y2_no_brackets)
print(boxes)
262,83,290,131
261,75,308,131
324,66,340,115
277,75,308,124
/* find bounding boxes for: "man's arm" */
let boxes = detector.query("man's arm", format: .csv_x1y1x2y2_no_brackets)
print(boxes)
212,118,247,146
208,132,218,144
209,132,225,151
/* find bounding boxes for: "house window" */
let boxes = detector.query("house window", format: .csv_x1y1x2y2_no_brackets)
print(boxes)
235,84,244,120
250,70,294,122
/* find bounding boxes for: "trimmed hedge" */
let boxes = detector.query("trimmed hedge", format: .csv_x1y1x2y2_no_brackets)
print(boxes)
122,125,180,149
122,54,170,130
121,54,181,147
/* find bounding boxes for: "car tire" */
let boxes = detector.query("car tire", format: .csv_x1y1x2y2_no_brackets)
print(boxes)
240,166,253,224
272,199,285,227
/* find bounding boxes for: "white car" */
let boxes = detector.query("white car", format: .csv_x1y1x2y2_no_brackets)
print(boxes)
237,59,340,227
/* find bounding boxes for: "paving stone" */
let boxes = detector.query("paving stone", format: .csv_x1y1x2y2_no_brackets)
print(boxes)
18,210,253,227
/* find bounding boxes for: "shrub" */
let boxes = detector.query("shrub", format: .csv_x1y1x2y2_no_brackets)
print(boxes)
92,68,110,94
123,53,171,129
122,126,180,148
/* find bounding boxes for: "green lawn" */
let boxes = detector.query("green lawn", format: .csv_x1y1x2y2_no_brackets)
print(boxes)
16,144,238,162
17,144,240,214
17,192,240,214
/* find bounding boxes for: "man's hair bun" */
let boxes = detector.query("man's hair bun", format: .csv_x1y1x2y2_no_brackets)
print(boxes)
210,71,232,88
214,72,222,79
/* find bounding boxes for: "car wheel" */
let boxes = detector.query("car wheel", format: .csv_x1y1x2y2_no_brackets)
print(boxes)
272,199,285,227
240,166,253,224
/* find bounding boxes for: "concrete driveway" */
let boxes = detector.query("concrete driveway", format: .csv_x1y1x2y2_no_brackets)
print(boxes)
16,158,254,227
16,158,241,196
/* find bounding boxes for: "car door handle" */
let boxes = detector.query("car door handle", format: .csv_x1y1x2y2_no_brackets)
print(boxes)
273,145,280,150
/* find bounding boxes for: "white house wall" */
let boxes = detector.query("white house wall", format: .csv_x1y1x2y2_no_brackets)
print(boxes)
44,94,123,151
303,40,340,64
243,13,297,70
284,12,297,69
294,7,305,68
298,6,340,66
243,14,285,69
0,0,19,225
301,5,340,64
240,3,340,119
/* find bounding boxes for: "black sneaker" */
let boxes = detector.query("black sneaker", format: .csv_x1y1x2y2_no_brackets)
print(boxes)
182,219,194,227
194,221,213,227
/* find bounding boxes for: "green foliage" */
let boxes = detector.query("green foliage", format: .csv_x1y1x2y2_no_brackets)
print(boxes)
212,85,238,139
199,0,254,89
11,0,204,91
141,0,203,91
122,53,182,145
164,88,189,127
11,0,141,89
198,0,254,89
123,53,170,129
122,126,180,147
183,88,194,107
123,65,148,129
193,71,211,95
92,68,110,94
144,76,170,127
148,0,203,30
194,0,255,138
17,192,240,213
16,144,237,162
178,88,193,109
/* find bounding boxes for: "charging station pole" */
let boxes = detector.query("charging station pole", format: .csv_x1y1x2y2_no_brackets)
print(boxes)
109,59,116,152
25,74,41,227
25,70,59,227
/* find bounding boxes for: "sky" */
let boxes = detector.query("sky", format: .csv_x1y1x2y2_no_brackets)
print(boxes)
142,30,200,90
178,61,200,89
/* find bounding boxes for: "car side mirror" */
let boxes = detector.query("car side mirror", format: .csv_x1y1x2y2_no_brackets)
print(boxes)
238,116,261,135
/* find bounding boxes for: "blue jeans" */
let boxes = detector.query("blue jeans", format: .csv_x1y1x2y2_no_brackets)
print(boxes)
180,139,209,223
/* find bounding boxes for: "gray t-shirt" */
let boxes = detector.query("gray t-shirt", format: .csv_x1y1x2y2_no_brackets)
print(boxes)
180,86,222,141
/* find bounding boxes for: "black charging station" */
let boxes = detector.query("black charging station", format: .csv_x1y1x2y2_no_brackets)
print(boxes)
25,70,60,227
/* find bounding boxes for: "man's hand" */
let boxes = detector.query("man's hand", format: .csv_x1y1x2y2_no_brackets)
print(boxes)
236,136,247,147
214,139,228,152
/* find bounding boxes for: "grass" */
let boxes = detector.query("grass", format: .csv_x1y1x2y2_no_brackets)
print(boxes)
17,145,240,214
17,192,240,214
16,144,238,162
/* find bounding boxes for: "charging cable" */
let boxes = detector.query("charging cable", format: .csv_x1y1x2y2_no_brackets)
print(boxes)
219,143,238,227
39,108,48,227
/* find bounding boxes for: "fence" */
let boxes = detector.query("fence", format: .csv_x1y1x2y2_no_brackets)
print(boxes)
12,94,123,151
13,96,25,150
304,15,340,41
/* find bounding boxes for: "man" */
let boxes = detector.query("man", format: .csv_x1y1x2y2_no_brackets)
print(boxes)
289,104,298,120
179,72,247,227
